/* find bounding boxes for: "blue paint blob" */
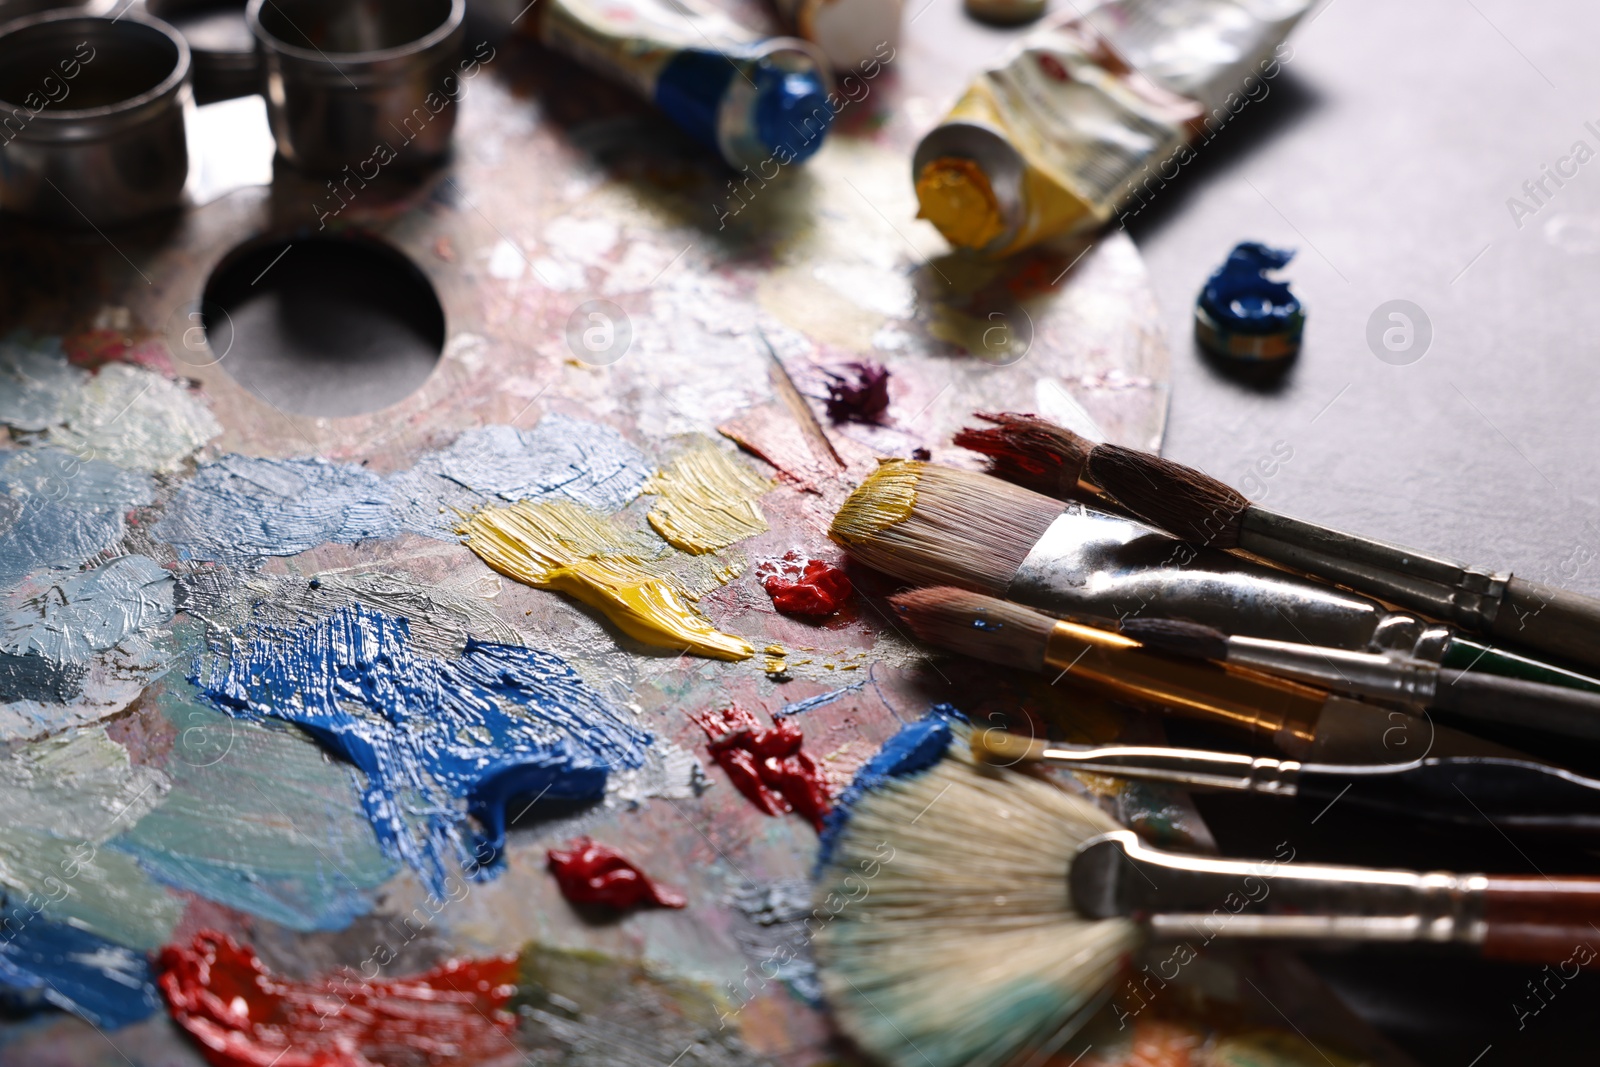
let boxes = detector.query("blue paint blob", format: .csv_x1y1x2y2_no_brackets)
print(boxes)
156,455,397,563
1198,242,1302,335
0,448,154,586
0,897,160,1029
194,605,652,896
159,415,652,562
816,705,966,868
777,681,865,719
970,618,1003,633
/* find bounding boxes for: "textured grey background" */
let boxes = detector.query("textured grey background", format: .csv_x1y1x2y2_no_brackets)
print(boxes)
1127,2,1600,1062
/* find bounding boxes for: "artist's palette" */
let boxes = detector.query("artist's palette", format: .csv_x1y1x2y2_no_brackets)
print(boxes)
0,13,1406,1067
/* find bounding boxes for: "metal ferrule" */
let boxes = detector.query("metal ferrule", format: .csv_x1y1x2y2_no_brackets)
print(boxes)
1073,830,1490,946
1238,509,1511,633
1008,504,1445,659
1021,743,1302,794
1223,635,1441,708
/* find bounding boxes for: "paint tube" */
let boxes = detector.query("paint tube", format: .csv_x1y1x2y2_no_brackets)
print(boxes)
537,0,835,169
768,0,902,71
912,0,1312,256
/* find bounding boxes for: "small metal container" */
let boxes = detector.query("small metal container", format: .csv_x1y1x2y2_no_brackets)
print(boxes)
247,0,466,175
144,0,259,104
0,12,192,227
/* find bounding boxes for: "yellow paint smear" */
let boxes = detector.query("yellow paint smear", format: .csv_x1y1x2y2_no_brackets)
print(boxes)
459,500,754,661
828,460,920,545
646,446,775,554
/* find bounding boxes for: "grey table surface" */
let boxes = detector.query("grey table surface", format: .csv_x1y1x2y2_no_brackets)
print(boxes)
1125,1,1600,1062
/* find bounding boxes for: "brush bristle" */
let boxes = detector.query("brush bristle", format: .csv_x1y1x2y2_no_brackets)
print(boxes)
814,731,1137,1067
1118,618,1229,662
1084,444,1249,549
953,413,1092,498
829,461,1064,593
889,587,1055,672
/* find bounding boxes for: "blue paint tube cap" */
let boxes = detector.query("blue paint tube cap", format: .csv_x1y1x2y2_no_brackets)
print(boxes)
655,40,833,171
1195,241,1306,361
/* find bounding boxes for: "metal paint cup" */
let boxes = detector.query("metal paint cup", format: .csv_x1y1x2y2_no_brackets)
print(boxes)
0,12,192,228
144,0,259,103
247,0,466,174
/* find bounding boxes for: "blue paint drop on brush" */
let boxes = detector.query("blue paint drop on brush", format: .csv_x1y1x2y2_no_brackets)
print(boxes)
816,705,966,868
194,605,651,896
0,898,160,1029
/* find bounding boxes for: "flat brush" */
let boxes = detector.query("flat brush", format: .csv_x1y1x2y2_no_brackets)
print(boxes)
958,412,1600,674
973,729,1600,837
832,458,1600,695
1123,617,1600,742
816,730,1600,1067
890,586,1530,763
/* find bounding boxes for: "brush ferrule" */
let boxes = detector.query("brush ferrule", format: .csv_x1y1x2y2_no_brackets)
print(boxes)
1075,831,1491,945
1022,742,1302,794
1008,505,1402,653
1238,509,1511,633
1224,636,1441,707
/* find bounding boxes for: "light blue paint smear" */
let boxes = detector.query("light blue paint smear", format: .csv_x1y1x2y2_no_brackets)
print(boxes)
117,673,396,932
0,448,155,587
159,414,652,561
193,604,653,897
0,335,77,432
0,903,160,1029
3,555,173,664
777,681,865,718
154,454,399,563
816,705,966,868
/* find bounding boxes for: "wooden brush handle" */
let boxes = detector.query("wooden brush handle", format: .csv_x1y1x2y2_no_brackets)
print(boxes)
1493,577,1600,674
1481,875,1600,964
1433,670,1600,742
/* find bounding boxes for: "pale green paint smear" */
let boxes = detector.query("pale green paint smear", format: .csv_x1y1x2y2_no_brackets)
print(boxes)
117,682,396,932
0,727,180,950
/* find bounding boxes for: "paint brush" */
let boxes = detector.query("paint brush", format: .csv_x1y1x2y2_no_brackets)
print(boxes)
1122,617,1600,743
957,412,1600,674
816,732,1600,1067
830,458,1600,695
889,586,1528,763
972,728,1600,837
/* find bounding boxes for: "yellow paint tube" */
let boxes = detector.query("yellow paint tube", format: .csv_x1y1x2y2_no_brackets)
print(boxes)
913,0,1312,256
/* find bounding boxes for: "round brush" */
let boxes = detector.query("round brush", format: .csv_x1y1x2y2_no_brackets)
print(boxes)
1121,616,1600,743
957,412,1600,675
889,586,1535,764
816,730,1600,1067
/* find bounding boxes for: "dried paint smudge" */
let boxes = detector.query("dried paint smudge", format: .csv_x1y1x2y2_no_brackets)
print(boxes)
194,604,652,896
459,500,754,661
0,447,154,587
158,931,518,1067
118,670,396,933
158,415,653,563
823,361,891,424
546,837,687,911
730,879,822,1003
691,706,831,831
757,553,853,616
0,727,177,950
644,444,773,555
777,680,865,718
0,334,220,473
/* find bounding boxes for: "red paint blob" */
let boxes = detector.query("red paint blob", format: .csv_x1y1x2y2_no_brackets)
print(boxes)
823,361,891,423
157,931,518,1067
759,553,853,616
692,706,832,831
546,837,687,911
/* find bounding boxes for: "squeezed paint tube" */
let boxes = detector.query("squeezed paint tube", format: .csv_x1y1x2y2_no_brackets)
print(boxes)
538,0,835,169
913,0,1311,256
769,0,901,71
